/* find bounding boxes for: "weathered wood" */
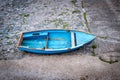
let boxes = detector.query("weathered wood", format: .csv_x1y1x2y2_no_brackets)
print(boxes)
45,33,49,49
17,33,24,47
71,32,75,47
45,37,49,49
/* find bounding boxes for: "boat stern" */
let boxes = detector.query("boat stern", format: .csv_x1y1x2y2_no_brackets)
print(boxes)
17,32,24,48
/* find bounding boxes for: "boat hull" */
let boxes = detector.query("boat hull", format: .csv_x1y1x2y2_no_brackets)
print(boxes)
18,46,79,54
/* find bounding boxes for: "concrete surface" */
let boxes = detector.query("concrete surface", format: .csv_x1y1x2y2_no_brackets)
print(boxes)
0,0,120,80
0,55,120,80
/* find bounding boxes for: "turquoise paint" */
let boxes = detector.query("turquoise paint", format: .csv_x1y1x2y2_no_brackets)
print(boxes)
75,32,95,46
48,32,71,49
21,36,46,48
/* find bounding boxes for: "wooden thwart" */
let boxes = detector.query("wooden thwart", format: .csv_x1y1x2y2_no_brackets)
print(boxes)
71,32,75,47
45,35,49,49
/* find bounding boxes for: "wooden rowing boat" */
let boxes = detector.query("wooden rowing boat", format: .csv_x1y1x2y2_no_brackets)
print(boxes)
17,29,96,54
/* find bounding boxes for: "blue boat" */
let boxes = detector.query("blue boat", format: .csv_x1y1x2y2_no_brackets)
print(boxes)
17,29,96,54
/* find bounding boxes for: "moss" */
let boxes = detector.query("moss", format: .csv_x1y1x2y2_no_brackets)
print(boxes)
71,0,77,6
56,19,63,27
50,19,63,23
99,36,108,39
20,13,30,17
77,14,84,27
19,13,30,24
24,14,29,17
7,41,13,45
99,56,118,64
83,13,87,20
72,10,81,14
81,1,84,8
83,12,91,33
54,22,59,28
87,28,91,33
92,44,97,49
63,22,69,29
66,8,70,11
15,35,19,40
84,12,88,25
49,19,60,27
91,44,97,56
81,22,84,27
77,14,81,17
59,12,68,16
50,19,69,28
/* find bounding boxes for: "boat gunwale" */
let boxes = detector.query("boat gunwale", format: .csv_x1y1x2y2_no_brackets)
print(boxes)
22,29,96,37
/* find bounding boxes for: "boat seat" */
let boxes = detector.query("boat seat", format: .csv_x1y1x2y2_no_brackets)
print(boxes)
45,34,49,49
71,32,76,47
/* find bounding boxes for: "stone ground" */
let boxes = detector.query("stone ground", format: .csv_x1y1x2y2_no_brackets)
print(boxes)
0,0,87,59
0,0,120,80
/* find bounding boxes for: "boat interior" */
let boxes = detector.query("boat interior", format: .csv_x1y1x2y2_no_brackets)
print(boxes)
20,32,75,50
18,30,95,50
